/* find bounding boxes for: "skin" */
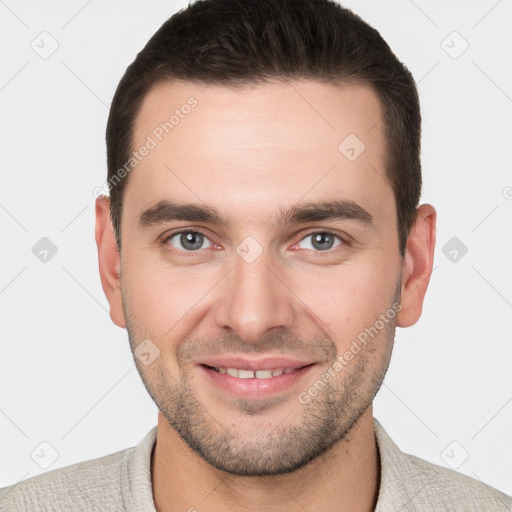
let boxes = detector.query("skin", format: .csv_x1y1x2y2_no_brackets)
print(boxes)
95,80,436,511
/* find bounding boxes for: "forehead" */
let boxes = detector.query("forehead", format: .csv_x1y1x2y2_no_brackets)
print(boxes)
125,79,393,226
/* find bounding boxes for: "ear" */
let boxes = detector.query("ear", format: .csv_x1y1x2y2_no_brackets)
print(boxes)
396,204,436,328
95,196,126,328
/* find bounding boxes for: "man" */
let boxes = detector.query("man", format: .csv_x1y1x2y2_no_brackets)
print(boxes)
1,0,510,510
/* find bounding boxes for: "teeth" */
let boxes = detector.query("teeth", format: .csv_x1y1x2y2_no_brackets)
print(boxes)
255,370,272,379
226,368,238,377
212,367,297,379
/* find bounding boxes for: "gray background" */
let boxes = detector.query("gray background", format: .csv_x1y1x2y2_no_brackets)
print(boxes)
1,0,511,495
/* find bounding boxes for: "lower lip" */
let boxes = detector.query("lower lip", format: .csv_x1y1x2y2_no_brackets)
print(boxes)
199,364,316,400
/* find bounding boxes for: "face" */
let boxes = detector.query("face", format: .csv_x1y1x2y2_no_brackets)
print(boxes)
117,80,403,475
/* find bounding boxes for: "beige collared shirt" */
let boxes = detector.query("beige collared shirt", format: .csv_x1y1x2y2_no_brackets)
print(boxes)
1,419,510,511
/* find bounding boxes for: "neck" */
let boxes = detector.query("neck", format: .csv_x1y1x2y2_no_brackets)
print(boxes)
152,407,380,512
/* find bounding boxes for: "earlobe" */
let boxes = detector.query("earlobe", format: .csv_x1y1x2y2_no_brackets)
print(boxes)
95,196,126,328
396,204,437,328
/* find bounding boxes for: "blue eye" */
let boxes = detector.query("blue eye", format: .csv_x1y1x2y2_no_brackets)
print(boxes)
298,232,342,251
167,231,213,251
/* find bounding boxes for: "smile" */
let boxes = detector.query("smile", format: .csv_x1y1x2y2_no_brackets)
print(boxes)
208,366,298,379
199,361,317,399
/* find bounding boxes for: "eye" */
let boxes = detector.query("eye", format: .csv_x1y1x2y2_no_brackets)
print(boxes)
166,231,213,251
297,231,343,251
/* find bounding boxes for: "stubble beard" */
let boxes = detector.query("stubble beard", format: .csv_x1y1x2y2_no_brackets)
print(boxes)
123,290,398,476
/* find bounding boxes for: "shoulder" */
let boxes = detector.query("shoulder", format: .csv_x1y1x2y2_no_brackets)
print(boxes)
400,450,512,511
0,447,131,511
374,419,512,511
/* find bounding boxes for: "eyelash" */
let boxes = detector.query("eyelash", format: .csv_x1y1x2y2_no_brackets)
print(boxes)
161,229,347,254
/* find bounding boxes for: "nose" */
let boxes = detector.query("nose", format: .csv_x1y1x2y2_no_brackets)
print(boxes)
214,252,295,343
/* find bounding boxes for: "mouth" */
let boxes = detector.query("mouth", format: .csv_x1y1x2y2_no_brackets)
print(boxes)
198,358,317,399
203,365,306,379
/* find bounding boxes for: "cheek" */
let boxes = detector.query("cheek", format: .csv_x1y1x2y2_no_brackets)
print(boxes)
288,260,399,342
122,253,214,337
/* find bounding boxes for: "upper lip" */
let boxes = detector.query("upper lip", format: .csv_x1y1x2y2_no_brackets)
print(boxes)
198,356,315,371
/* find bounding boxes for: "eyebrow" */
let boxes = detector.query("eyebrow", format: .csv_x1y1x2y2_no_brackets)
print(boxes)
139,201,226,226
139,199,374,228
277,200,374,227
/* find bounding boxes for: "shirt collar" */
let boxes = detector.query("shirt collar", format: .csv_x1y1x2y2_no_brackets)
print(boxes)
127,418,410,511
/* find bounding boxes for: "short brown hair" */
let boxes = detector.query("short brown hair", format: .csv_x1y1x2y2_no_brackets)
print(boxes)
106,0,421,255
